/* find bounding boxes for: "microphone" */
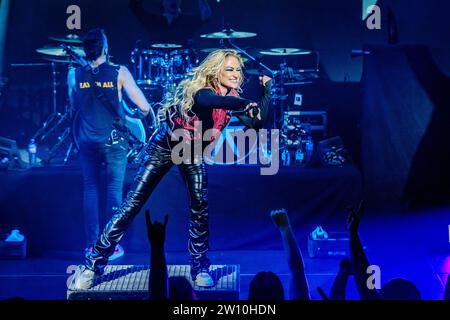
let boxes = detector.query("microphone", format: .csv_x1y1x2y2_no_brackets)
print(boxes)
227,106,259,117
60,44,76,57
60,43,70,52
60,44,88,66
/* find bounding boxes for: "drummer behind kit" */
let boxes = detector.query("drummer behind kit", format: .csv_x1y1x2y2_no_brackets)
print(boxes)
30,29,320,166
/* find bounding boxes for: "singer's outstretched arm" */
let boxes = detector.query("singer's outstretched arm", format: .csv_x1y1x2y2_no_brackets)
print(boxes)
193,79,272,129
236,79,272,129
194,89,251,110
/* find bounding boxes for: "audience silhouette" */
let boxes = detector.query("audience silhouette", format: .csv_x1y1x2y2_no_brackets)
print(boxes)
141,206,439,300
348,202,421,300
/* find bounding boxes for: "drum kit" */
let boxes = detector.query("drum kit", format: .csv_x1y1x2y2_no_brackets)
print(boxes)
130,43,194,90
29,28,318,165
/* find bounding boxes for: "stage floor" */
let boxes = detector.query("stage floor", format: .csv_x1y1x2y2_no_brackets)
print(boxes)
0,248,448,300
1,211,449,300
0,164,362,254
1,165,448,300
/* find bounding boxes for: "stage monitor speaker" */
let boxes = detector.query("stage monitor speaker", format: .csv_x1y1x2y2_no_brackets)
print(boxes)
317,136,353,167
308,232,349,258
0,137,27,170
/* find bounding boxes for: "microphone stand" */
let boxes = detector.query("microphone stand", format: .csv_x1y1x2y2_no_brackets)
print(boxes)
226,38,275,77
10,62,61,143
39,45,87,164
226,38,284,129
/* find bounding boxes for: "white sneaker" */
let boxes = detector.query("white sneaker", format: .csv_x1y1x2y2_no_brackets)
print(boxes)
71,265,97,290
194,269,214,287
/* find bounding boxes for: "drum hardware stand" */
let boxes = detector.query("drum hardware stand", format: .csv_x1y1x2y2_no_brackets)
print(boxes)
274,62,290,130
10,62,74,164
9,62,61,144
32,62,62,141
33,59,79,165
46,45,91,165
226,37,275,77
161,53,176,102
225,38,296,130
224,38,285,129
41,45,93,165
42,110,72,164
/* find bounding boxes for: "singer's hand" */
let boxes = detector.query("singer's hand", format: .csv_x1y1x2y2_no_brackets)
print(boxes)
244,103,261,120
259,75,272,86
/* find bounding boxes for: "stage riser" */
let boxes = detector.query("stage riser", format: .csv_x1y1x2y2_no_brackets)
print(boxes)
67,265,239,300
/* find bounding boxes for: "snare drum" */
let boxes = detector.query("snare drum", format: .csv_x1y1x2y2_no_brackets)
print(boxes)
131,49,165,86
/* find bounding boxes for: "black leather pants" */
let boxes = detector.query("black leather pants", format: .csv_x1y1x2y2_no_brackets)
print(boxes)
85,124,210,279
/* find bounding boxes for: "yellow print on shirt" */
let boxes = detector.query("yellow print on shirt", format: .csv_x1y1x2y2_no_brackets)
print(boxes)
102,81,114,88
79,81,114,89
95,81,114,88
79,82,91,89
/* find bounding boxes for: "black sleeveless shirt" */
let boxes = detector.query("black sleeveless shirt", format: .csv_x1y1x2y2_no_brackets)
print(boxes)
74,63,125,145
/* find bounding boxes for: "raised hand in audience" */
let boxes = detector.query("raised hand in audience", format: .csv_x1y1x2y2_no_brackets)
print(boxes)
145,209,169,300
444,274,449,300
271,208,310,300
348,201,421,300
347,201,379,300
329,258,352,300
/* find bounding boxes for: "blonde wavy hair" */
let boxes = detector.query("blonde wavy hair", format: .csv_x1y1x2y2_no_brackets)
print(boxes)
160,49,244,122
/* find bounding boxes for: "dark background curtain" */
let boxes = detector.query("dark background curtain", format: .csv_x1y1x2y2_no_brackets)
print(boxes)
361,45,450,211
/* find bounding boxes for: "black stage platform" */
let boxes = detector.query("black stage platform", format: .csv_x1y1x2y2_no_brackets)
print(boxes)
0,164,362,255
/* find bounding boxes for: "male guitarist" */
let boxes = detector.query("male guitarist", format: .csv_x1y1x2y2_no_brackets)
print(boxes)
68,28,150,260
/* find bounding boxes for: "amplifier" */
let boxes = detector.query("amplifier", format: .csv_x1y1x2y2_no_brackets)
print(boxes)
307,232,349,258
0,137,27,170
0,233,27,259
283,111,327,138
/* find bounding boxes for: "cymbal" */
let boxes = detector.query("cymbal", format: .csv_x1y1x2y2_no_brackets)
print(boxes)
200,29,257,39
199,48,249,62
200,48,222,53
245,69,278,76
246,69,268,76
36,46,85,57
260,48,312,56
151,43,182,49
48,34,82,44
41,56,72,64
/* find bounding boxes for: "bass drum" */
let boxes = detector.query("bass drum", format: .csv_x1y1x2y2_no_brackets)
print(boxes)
131,49,165,87
169,49,193,80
